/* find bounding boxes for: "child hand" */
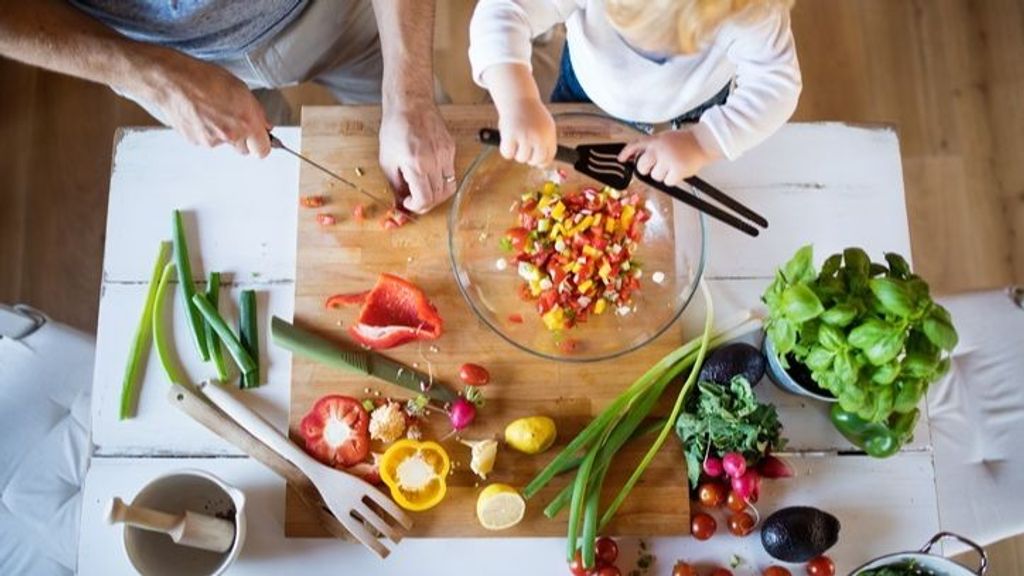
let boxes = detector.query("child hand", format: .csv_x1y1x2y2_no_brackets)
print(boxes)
618,130,715,187
497,97,557,166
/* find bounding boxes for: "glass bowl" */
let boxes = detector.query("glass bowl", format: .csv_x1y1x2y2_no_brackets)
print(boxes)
448,113,706,362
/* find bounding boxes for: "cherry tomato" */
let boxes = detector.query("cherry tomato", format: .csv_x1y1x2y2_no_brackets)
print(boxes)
806,556,835,576
672,562,699,576
690,512,717,541
596,567,621,576
726,490,748,513
458,363,490,386
710,569,733,576
698,482,727,508
764,567,792,576
568,550,587,576
594,537,619,566
727,511,756,536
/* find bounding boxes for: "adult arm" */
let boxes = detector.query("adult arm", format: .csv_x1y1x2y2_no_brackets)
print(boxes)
372,0,455,214
0,0,271,156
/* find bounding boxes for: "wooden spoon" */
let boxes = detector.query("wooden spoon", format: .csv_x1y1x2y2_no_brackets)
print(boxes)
107,497,235,553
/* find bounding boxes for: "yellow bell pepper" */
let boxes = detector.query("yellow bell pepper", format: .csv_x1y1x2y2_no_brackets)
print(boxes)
379,439,450,511
542,305,566,331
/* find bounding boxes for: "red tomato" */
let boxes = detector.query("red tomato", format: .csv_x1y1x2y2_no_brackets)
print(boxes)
806,556,835,576
672,563,699,576
317,213,336,226
508,313,524,324
596,567,620,576
690,512,716,541
558,338,578,354
300,195,326,208
594,537,618,566
764,567,792,576
298,395,370,468
505,227,530,252
698,482,727,508
458,363,490,386
537,290,558,313
727,511,756,537
726,490,747,513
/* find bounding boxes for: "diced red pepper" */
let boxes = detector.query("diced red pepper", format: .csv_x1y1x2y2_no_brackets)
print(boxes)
317,213,337,226
301,195,327,208
352,204,366,222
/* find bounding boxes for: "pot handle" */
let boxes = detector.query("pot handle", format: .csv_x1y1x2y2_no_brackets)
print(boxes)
919,532,988,575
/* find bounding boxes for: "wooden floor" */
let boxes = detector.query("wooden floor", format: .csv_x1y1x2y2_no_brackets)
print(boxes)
0,0,1022,569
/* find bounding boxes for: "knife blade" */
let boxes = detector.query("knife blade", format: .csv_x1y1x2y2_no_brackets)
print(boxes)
268,132,394,211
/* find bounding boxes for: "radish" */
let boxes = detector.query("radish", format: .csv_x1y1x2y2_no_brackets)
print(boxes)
703,455,724,478
758,454,795,479
722,452,747,478
448,398,477,431
731,469,761,501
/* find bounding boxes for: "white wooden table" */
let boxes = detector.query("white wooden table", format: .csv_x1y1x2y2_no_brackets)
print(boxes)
82,121,941,575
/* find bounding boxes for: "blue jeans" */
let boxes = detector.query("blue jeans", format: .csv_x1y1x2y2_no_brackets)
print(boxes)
550,43,731,132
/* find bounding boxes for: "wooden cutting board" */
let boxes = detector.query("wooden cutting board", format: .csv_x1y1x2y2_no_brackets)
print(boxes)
287,105,690,538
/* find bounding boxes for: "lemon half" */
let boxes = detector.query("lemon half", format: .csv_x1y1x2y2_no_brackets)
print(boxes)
476,484,526,531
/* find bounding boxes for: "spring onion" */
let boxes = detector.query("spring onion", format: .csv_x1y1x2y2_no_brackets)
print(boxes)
173,210,209,361
203,272,230,382
118,241,171,419
238,289,260,388
152,263,189,385
191,293,256,379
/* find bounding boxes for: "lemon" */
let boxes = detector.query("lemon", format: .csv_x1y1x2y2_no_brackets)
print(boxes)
504,416,557,454
476,484,526,530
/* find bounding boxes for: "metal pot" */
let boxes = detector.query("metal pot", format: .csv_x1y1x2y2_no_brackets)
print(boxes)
850,532,988,575
763,336,837,402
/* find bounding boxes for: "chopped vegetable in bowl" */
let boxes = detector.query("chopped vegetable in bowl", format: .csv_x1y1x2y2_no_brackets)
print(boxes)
504,180,651,330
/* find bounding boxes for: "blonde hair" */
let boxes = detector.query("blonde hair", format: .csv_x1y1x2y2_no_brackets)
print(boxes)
605,0,795,54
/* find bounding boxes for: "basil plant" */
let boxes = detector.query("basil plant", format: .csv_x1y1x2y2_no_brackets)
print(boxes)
762,246,958,423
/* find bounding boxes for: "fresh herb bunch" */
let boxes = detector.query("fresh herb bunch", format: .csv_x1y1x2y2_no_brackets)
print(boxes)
762,245,958,424
675,376,786,488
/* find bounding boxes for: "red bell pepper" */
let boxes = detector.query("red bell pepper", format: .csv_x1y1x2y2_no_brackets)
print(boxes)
347,273,443,349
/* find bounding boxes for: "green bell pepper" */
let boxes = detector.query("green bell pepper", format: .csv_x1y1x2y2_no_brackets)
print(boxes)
829,404,919,458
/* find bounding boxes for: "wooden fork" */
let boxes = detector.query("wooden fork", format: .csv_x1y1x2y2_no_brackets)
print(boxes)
197,380,412,558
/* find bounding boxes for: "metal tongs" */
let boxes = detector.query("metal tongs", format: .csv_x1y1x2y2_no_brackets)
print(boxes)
169,381,411,558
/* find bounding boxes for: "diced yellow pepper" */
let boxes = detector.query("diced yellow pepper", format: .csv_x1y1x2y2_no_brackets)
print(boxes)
542,181,558,196
621,205,636,229
591,213,603,228
594,299,607,315
599,261,612,280
548,222,565,240
572,215,594,236
578,279,594,294
538,195,557,209
551,202,567,221
582,245,601,259
605,217,618,233
542,306,566,331
570,261,583,274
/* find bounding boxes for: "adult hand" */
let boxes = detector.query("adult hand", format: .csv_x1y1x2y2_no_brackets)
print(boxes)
618,130,714,187
143,54,272,157
378,100,456,214
497,97,557,167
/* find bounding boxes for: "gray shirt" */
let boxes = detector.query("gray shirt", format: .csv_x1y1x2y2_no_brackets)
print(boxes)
69,0,308,60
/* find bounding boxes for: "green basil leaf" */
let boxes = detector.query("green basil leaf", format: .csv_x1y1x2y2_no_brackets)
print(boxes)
864,329,906,366
901,350,938,379
848,318,891,350
833,351,859,388
871,362,901,385
843,247,871,279
869,278,915,318
869,263,889,277
923,315,958,351
782,244,815,284
817,323,846,351
805,347,834,371
872,388,895,422
934,357,952,380
768,319,797,359
821,303,859,327
781,284,825,322
885,253,912,279
820,254,843,278
893,380,923,413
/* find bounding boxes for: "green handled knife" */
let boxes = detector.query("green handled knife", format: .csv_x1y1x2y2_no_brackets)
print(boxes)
271,316,457,404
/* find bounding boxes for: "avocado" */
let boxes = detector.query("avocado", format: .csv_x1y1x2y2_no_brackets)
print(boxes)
761,506,840,563
698,342,766,386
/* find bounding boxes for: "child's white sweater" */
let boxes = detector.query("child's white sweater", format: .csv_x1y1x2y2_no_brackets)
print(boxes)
469,0,802,160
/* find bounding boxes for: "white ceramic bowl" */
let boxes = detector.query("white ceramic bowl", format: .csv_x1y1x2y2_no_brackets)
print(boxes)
122,470,246,576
